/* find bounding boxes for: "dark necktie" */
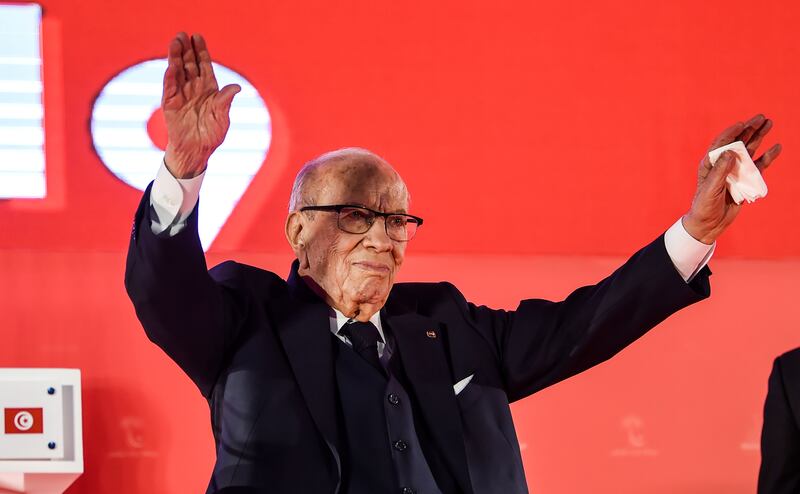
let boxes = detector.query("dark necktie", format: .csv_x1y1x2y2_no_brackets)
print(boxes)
339,321,385,375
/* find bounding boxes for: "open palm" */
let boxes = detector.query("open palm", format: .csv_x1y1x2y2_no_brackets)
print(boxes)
162,32,240,179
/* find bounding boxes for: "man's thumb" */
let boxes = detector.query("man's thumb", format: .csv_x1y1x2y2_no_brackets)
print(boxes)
218,84,242,109
709,150,737,189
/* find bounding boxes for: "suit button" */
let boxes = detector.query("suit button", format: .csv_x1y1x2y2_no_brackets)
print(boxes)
393,440,408,451
387,393,400,406
401,488,415,494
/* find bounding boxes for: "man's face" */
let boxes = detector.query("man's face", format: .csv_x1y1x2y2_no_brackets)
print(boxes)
295,158,410,320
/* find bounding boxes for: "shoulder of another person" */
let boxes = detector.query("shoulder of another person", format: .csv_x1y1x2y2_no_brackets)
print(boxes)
776,347,800,374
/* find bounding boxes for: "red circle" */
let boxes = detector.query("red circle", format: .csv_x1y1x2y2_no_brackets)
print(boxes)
146,107,168,151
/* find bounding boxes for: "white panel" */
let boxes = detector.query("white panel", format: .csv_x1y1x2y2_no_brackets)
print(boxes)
0,3,45,199
0,102,44,119
0,382,63,460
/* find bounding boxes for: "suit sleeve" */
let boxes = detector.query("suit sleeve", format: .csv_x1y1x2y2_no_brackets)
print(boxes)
758,355,800,494
124,183,250,397
446,233,711,402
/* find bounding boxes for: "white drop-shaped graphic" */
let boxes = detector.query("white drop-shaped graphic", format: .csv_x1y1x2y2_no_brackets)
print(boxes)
91,59,271,250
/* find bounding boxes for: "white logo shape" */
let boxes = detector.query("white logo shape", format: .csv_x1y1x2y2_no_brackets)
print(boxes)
611,413,659,457
91,59,272,250
622,414,646,448
13,411,34,431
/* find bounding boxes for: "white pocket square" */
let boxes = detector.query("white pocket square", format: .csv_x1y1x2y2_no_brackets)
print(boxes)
453,374,474,395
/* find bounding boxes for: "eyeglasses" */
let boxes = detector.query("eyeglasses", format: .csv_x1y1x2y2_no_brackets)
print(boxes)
299,205,424,242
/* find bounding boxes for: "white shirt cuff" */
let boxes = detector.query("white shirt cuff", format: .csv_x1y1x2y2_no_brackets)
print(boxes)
149,159,205,235
663,217,715,282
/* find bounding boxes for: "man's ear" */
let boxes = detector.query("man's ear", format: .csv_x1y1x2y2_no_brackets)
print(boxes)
285,212,309,267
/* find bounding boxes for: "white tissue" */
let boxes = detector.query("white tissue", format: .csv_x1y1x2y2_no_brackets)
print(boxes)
708,140,767,204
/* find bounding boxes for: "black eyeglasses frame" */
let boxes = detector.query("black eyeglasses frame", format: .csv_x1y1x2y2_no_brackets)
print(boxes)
298,204,424,242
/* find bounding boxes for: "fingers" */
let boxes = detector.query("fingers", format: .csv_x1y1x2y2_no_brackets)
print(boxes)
745,119,773,156
755,143,782,172
711,114,773,158
177,32,199,81
708,121,745,152
162,36,188,108
736,114,766,145
191,34,218,90
702,114,775,175
165,31,235,120
166,37,185,86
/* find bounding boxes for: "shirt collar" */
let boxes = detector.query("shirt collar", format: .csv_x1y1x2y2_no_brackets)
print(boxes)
330,307,386,342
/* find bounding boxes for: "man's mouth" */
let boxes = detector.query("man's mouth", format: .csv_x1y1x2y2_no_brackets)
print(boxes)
352,261,391,273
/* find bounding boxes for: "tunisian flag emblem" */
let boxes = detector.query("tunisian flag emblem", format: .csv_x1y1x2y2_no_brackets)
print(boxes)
4,408,43,434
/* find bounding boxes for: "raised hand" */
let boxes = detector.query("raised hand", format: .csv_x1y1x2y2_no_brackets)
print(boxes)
162,32,241,179
682,114,782,244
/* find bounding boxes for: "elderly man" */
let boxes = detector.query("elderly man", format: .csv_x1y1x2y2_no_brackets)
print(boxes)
125,33,781,494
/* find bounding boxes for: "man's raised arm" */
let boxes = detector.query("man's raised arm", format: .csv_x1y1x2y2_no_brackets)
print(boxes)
125,33,244,397
460,115,783,401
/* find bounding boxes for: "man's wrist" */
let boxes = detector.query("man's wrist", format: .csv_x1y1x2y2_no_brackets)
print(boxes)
665,217,715,282
681,214,716,245
164,145,209,179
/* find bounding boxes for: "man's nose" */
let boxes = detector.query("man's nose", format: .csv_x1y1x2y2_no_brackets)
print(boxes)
362,217,393,251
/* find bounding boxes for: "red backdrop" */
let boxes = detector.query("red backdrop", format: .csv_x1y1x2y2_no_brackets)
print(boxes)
1,0,799,492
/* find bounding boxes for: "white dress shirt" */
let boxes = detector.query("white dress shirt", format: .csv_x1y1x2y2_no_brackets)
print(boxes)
149,159,714,284
329,309,390,359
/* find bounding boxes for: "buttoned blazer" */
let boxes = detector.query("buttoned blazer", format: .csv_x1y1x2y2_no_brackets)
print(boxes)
125,185,711,494
759,348,800,494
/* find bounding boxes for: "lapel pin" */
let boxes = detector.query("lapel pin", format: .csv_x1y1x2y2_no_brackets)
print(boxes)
426,330,437,339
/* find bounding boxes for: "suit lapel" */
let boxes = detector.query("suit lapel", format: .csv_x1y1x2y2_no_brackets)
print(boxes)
388,311,474,494
269,265,341,478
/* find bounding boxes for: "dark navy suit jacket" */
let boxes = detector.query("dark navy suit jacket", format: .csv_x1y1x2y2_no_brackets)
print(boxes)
759,348,800,494
125,186,711,493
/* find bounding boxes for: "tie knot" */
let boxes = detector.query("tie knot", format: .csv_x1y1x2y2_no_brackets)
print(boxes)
339,321,383,349
339,320,385,376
